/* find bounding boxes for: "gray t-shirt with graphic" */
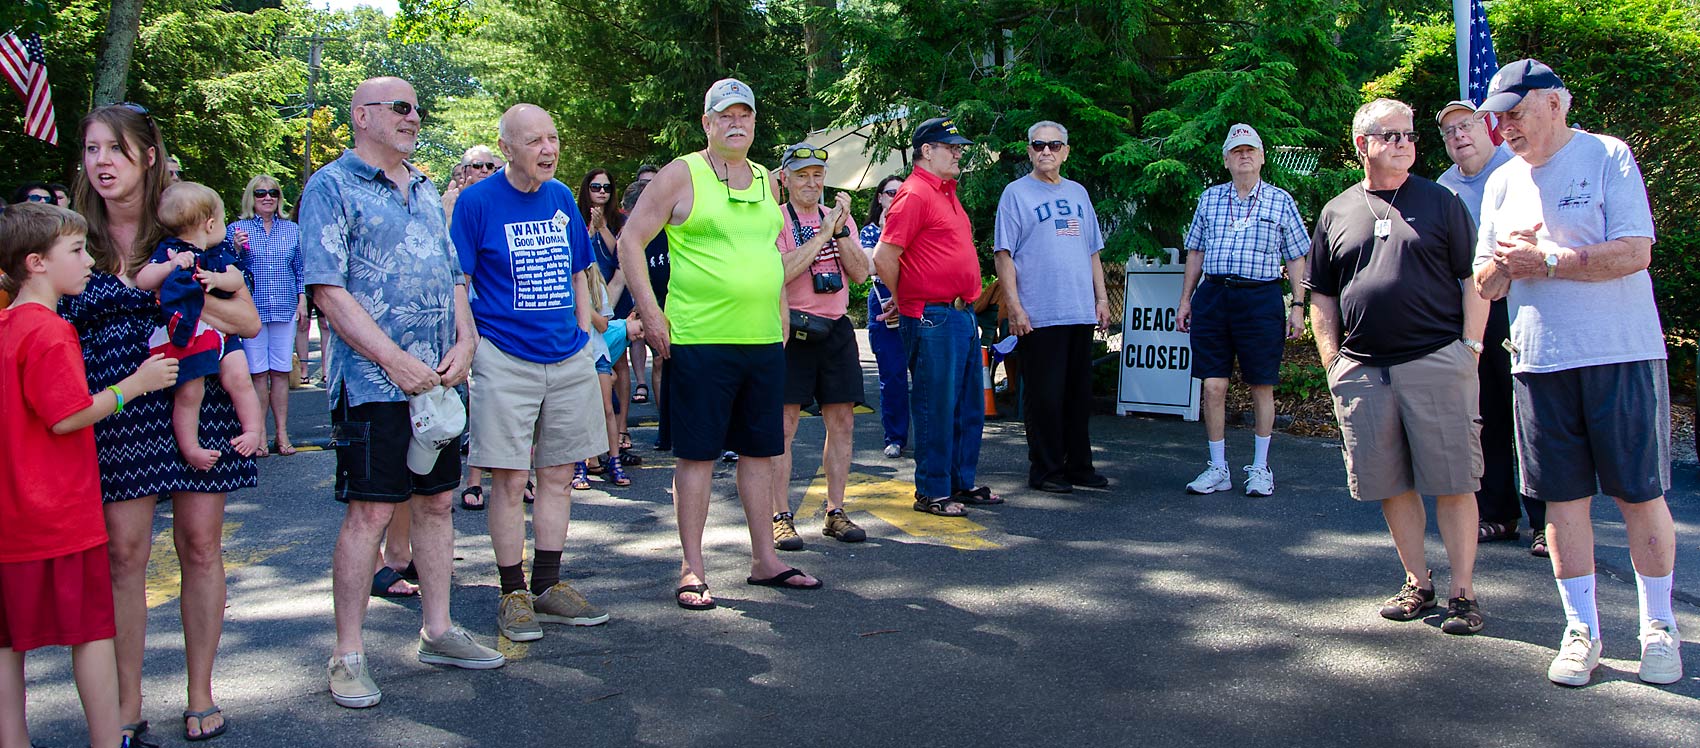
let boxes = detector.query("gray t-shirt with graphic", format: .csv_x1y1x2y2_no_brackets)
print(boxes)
992,175,1103,328
1474,130,1663,374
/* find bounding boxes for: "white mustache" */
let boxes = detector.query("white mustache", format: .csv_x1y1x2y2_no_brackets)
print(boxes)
726,128,748,137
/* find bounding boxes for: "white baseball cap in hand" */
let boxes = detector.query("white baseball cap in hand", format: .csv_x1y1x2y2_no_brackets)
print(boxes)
407,386,466,475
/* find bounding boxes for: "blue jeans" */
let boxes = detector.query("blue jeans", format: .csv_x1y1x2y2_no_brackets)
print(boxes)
867,282,909,448
900,304,983,498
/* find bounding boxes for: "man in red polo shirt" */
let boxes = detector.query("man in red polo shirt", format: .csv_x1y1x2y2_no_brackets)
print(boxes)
872,117,1003,517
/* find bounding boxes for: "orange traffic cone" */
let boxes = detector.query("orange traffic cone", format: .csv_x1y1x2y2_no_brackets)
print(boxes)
982,346,997,417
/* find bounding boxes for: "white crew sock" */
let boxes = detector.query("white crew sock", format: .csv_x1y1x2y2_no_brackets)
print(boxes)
1636,572,1676,629
1252,434,1272,469
1208,440,1226,469
1557,574,1601,639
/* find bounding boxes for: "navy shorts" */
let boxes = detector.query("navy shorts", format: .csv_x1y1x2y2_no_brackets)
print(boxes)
667,343,785,461
1188,280,1284,385
330,390,462,503
1513,359,1671,503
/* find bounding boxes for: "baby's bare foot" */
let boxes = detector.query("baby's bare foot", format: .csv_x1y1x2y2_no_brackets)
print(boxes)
183,447,222,471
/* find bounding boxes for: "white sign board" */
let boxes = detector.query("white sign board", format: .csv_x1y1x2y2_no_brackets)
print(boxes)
1118,249,1200,420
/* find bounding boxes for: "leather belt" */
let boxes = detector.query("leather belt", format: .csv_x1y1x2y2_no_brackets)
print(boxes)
1204,274,1279,289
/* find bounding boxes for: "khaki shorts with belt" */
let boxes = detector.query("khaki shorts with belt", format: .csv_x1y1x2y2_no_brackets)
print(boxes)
468,337,604,471
1327,340,1482,502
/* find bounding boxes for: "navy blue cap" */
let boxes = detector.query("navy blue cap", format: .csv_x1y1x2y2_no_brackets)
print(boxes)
1478,59,1566,113
911,117,973,149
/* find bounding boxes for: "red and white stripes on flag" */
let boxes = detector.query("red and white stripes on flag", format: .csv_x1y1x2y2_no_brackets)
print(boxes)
0,32,59,145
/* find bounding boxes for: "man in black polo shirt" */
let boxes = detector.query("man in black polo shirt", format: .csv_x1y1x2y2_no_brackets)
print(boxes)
1306,98,1489,636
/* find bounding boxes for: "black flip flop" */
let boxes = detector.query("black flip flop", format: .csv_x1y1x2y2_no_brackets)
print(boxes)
675,584,715,610
953,486,1004,505
632,384,650,404
458,485,485,511
913,496,967,517
183,705,227,742
523,480,535,505
370,567,418,599
746,568,823,590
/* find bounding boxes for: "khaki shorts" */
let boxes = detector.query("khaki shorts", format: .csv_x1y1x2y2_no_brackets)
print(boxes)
468,337,604,470
1327,340,1482,502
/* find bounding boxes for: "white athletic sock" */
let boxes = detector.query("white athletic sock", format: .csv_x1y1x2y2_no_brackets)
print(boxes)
1557,574,1601,639
1636,572,1676,629
1208,440,1226,469
1252,434,1272,469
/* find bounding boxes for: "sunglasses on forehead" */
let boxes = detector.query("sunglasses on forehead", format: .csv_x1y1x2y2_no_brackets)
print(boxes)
359,100,424,118
786,146,829,162
253,189,281,198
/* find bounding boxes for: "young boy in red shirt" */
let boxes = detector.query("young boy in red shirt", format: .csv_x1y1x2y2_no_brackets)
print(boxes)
0,203,179,748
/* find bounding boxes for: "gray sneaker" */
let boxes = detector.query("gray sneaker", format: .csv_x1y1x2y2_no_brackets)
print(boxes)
496,590,543,642
327,652,381,708
533,582,610,626
418,626,506,669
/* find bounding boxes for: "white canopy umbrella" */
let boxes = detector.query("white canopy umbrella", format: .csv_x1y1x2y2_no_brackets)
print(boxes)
807,107,910,192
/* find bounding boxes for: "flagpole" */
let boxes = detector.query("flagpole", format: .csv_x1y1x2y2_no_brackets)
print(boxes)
1454,0,1471,101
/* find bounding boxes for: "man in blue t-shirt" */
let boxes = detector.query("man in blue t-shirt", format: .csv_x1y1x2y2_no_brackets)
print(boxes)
451,104,609,642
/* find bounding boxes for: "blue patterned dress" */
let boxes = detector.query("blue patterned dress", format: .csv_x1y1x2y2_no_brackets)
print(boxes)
59,272,258,501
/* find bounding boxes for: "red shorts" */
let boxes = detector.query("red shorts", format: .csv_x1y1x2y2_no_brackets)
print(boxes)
0,544,116,652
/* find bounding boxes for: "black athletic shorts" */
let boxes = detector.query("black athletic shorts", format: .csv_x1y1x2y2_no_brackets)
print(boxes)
1513,359,1670,503
331,390,461,503
783,314,865,407
667,343,784,461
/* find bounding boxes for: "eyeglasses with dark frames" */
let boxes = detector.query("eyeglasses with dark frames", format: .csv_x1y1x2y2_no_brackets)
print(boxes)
1029,140,1066,152
359,100,424,118
253,189,282,198
1367,130,1419,144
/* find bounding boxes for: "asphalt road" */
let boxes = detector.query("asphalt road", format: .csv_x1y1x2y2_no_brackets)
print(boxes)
17,332,1700,747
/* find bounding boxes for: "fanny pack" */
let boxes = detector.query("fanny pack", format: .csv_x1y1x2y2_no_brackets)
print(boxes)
789,309,835,344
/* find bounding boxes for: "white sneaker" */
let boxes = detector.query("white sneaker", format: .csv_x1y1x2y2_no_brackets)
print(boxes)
1243,465,1274,497
327,652,381,708
883,443,902,458
1547,624,1601,687
1185,463,1232,494
1639,619,1684,685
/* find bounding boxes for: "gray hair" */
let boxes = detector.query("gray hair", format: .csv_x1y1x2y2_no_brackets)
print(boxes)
1351,98,1414,139
1527,87,1573,118
1028,120,1068,143
461,144,498,166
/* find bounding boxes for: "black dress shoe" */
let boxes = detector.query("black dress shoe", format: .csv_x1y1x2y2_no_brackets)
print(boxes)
1031,478,1074,493
1066,472,1110,489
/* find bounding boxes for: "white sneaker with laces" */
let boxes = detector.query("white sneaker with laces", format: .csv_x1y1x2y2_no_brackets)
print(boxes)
1547,624,1600,687
1243,465,1274,497
883,443,902,458
1639,619,1683,685
1186,463,1232,495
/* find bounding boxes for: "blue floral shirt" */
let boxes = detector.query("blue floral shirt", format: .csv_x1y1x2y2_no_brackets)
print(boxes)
299,149,463,408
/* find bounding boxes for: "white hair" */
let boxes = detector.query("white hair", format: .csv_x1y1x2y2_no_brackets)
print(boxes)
1027,120,1068,143
461,144,498,166
1351,98,1414,138
1527,87,1572,118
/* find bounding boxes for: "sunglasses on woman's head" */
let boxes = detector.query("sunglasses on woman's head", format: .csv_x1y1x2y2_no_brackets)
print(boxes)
253,189,281,198
360,100,424,118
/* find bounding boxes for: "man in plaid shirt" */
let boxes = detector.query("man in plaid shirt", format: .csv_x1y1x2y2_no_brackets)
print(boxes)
1176,124,1310,498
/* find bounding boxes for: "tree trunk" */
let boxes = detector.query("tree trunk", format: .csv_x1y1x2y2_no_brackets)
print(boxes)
92,0,143,106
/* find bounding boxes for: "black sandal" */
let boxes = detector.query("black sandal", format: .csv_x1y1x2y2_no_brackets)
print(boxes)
183,705,227,742
746,568,823,589
1478,520,1517,542
370,567,418,599
632,384,650,404
458,485,485,511
1530,530,1550,558
122,721,160,748
675,584,715,610
523,480,535,505
952,486,1004,505
912,496,967,517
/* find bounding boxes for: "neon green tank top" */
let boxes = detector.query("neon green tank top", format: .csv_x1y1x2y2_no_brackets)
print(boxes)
663,152,785,344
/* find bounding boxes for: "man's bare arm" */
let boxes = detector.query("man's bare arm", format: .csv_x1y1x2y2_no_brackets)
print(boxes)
1309,292,1344,368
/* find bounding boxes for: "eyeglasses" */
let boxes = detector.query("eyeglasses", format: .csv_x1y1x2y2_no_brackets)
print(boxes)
467,161,496,170
1029,140,1065,152
710,159,768,204
25,194,53,203
880,188,899,196
588,183,612,192
1440,119,1482,139
924,142,965,156
1367,131,1419,144
253,189,281,198
785,146,829,162
359,100,424,118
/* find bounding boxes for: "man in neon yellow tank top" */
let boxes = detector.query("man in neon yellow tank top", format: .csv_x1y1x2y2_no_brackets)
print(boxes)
617,79,824,610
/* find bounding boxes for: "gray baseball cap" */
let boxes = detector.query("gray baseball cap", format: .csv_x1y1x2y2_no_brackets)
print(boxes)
780,142,828,171
703,78,756,114
1435,99,1477,126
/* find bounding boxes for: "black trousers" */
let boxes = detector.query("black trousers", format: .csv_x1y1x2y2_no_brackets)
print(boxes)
1477,298,1545,529
1020,324,1097,484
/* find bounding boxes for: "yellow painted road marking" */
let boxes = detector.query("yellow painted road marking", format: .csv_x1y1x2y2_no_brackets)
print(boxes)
801,471,1001,551
145,521,300,609
497,636,530,661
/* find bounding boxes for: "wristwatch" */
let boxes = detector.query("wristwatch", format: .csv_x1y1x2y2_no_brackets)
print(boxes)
833,226,851,240
1461,337,1484,354
1544,252,1559,278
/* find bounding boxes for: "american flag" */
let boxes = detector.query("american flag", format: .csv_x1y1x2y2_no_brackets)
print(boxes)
0,32,58,145
1459,0,1501,144
1054,217,1080,237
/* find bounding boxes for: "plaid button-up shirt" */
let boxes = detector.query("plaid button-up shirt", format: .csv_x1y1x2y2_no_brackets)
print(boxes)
1183,180,1310,280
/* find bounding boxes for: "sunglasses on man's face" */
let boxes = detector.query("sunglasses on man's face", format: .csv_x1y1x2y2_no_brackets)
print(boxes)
26,194,53,203
253,189,281,198
1367,130,1419,144
588,183,613,192
360,100,424,118
1029,140,1066,152
468,161,496,170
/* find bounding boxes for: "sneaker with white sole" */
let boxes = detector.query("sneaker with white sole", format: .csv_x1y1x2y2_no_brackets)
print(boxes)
418,626,506,669
327,652,381,708
1186,463,1232,494
1547,624,1600,687
496,590,543,641
533,582,610,626
1243,465,1274,497
883,443,902,458
1639,619,1683,685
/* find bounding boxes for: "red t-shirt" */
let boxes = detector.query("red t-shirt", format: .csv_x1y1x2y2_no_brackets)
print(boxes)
880,167,982,318
0,303,106,563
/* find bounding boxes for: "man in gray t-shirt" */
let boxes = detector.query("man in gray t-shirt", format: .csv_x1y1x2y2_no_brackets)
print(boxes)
992,120,1111,493
1474,58,1680,688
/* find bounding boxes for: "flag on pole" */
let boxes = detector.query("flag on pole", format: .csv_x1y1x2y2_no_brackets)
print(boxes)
1457,0,1501,144
0,32,59,146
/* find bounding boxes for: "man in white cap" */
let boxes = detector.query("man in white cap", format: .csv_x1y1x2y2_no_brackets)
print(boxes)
1473,59,1681,687
1434,100,1538,553
1176,123,1310,497
617,78,824,611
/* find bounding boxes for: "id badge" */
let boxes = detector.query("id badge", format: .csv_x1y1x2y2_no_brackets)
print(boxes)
1374,219,1392,238
1232,218,1252,232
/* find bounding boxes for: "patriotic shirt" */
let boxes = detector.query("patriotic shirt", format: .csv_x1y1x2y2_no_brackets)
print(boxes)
1183,180,1310,281
992,174,1103,328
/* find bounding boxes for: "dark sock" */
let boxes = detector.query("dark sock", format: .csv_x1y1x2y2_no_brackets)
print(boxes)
497,563,527,595
530,550,562,595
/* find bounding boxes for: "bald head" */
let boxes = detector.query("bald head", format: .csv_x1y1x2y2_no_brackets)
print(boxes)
496,104,559,192
350,77,421,159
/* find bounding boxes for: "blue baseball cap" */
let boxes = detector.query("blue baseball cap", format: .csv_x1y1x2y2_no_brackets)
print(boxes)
1478,59,1566,113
